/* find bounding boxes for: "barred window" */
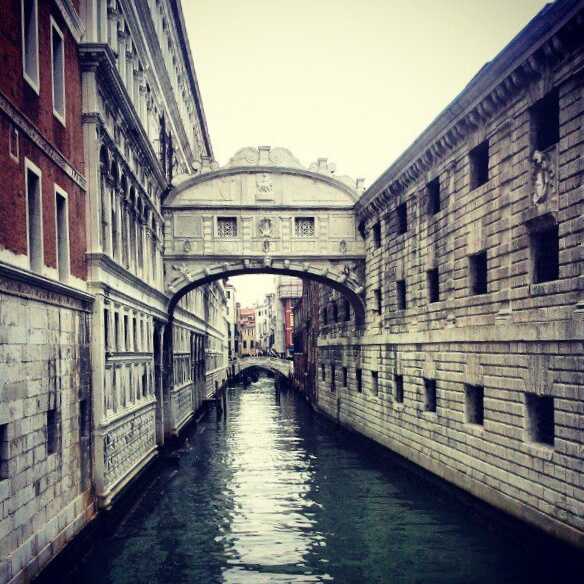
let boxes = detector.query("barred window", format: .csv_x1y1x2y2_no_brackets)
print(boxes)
295,217,315,238
217,217,237,239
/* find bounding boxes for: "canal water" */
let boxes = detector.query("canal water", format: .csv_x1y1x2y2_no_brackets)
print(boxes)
56,375,581,584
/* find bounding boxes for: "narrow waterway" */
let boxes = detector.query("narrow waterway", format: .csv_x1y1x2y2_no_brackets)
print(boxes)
57,375,580,583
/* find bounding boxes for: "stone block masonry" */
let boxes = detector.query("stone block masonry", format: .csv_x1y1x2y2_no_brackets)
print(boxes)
313,0,584,548
0,274,94,584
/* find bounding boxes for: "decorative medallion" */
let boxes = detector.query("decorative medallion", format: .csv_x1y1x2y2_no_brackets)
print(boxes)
183,240,192,253
339,239,347,254
532,149,555,205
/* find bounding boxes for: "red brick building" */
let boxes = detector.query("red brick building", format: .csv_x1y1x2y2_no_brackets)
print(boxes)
0,0,86,279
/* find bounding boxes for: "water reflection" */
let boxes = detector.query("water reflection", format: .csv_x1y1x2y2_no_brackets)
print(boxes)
62,374,582,584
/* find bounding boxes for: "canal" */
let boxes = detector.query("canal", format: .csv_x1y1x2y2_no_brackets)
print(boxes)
52,374,581,583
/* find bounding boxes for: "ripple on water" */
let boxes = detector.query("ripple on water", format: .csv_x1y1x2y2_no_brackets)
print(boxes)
65,375,584,584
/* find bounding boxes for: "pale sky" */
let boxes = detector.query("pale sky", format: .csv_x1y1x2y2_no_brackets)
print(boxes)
183,0,548,305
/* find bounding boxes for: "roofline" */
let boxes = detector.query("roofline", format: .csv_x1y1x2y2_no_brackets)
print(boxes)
170,0,214,160
356,0,583,216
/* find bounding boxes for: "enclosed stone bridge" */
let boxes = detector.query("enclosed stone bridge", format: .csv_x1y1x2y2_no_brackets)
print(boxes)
237,356,293,378
162,146,367,321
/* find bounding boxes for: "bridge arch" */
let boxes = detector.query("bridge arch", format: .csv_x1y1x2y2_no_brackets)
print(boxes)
166,259,365,324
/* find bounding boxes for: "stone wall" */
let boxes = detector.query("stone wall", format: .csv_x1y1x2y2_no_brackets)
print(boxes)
0,274,94,584
315,1,584,548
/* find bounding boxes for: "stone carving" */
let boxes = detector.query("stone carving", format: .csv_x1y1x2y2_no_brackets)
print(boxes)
532,149,555,205
258,218,272,237
339,240,347,254
263,239,270,253
183,240,192,253
256,173,273,194
103,408,156,486
168,264,193,290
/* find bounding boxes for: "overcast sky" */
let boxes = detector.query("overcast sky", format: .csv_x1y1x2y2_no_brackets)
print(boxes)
182,0,548,306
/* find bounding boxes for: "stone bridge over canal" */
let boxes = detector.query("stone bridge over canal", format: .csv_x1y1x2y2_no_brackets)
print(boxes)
162,146,367,322
237,356,293,378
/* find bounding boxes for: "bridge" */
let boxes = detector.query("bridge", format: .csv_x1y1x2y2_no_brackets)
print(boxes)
237,356,293,378
162,146,367,323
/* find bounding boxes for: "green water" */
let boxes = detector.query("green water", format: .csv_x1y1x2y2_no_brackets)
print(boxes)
57,375,582,583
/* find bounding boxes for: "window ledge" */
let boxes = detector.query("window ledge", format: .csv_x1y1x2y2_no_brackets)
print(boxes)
529,280,566,296
524,441,554,460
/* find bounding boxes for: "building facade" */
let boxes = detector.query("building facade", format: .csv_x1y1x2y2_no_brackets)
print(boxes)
238,307,256,357
0,1,95,582
313,1,584,548
274,276,302,356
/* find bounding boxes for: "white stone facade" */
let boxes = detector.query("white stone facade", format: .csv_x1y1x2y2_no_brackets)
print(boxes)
314,1,584,548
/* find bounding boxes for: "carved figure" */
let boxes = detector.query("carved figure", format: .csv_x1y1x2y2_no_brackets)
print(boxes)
263,239,270,253
258,218,272,238
183,240,192,253
339,240,347,254
532,149,555,205
168,264,193,289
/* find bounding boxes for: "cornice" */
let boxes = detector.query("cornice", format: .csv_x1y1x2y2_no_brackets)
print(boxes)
79,43,168,189
87,252,170,305
90,114,165,224
54,0,85,43
121,0,195,169
355,0,584,223
0,91,86,191
0,260,94,306
169,0,214,160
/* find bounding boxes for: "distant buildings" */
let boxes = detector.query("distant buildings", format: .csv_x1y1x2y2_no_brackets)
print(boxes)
274,276,302,356
238,307,257,357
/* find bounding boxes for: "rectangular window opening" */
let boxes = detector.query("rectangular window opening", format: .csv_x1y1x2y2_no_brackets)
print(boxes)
396,280,407,310
51,19,66,123
469,251,488,295
371,371,379,396
394,374,404,403
47,408,58,455
22,0,39,90
427,268,440,303
104,308,110,351
356,368,362,393
295,217,315,238
217,217,237,239
79,399,89,439
465,384,484,425
373,221,382,249
123,315,129,351
424,378,437,412
0,424,9,480
331,365,336,392
321,363,326,381
374,288,382,314
525,393,554,446
55,190,69,281
427,177,440,215
531,89,559,152
26,164,43,273
397,203,408,235
342,367,348,387
469,141,489,190
531,224,559,283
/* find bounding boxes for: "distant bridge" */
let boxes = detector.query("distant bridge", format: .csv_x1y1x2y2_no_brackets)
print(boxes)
237,356,293,378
